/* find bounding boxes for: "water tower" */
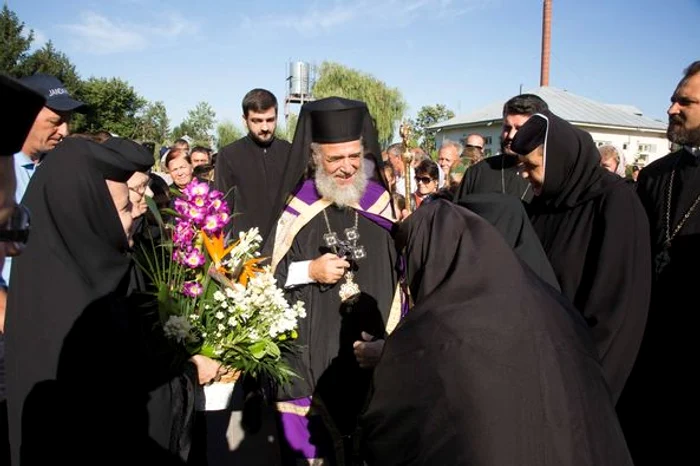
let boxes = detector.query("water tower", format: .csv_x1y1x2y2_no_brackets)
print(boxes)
284,61,315,122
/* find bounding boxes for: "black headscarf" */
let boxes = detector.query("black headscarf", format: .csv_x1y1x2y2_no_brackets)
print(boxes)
5,136,154,465
456,193,560,290
361,200,632,466
512,111,623,209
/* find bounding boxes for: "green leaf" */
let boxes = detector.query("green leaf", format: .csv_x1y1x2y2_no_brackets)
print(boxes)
248,340,267,360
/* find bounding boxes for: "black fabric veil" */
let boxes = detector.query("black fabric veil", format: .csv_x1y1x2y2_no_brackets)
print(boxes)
361,200,632,466
5,137,155,464
456,193,560,290
513,111,623,210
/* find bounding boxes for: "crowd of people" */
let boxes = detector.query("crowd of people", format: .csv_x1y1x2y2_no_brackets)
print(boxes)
0,58,698,465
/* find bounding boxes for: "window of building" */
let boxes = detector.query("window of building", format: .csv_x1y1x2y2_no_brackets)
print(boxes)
638,143,657,153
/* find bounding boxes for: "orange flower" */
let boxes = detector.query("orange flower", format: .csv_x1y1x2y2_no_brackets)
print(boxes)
239,257,266,286
202,231,236,272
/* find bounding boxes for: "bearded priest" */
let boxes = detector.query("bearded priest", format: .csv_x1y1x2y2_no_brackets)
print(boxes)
269,97,402,466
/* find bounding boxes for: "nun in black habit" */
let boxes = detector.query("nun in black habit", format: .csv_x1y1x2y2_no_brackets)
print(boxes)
361,200,633,466
4,137,190,465
511,112,651,404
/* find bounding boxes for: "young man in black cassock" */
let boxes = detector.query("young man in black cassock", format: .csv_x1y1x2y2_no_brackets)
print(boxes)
214,89,291,241
617,60,700,465
511,111,652,406
269,97,400,466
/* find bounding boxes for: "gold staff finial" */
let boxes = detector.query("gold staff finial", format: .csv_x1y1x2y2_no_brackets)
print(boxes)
398,121,414,213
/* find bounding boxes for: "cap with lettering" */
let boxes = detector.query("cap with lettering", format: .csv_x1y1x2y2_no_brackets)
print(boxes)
19,73,87,113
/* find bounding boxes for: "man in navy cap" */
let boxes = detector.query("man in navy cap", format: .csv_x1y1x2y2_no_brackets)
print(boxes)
1,73,86,287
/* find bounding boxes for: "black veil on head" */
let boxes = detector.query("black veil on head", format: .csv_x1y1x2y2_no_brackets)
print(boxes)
512,111,617,209
11,137,154,306
364,199,631,466
395,199,524,304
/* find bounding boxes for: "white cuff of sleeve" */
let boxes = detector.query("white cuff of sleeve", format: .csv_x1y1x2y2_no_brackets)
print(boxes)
284,260,316,288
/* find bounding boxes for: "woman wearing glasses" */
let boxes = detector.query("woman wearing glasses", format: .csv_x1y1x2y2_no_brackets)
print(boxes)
413,160,440,209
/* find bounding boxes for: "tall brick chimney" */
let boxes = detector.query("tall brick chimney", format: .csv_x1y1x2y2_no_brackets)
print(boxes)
540,0,552,87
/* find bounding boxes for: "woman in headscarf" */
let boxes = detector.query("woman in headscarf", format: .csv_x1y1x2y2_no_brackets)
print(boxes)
511,111,651,404
456,192,560,290
361,200,633,466
4,137,201,465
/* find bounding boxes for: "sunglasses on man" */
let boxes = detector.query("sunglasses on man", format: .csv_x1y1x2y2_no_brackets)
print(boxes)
465,144,483,150
414,176,435,184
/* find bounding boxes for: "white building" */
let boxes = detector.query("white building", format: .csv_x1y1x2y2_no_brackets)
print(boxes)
430,87,670,166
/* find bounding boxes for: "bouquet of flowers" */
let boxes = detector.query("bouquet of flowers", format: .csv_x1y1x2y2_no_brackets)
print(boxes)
137,179,306,385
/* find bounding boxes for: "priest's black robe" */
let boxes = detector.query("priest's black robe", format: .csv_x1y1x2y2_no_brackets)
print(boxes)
214,136,291,240
361,200,633,466
517,112,651,404
454,154,534,203
275,205,398,434
616,148,700,465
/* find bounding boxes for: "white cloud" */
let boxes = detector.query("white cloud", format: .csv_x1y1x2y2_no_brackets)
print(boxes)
31,29,49,50
247,0,490,36
60,11,195,55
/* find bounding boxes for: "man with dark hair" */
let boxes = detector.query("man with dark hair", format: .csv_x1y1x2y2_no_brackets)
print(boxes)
214,88,291,240
618,60,700,465
454,93,548,204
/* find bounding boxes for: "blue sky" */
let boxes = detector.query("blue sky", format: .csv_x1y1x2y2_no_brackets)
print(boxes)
10,0,700,135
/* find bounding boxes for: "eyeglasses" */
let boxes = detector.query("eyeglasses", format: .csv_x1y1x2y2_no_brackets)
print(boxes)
414,176,435,184
465,144,483,150
0,204,31,256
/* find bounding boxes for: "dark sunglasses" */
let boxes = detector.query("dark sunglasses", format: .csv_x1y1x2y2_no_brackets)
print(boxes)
465,144,483,150
0,204,31,256
414,176,435,184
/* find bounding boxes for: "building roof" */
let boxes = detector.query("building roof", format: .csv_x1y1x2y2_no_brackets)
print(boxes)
431,86,667,132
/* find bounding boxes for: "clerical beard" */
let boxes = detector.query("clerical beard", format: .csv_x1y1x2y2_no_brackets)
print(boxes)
315,164,368,208
668,115,700,147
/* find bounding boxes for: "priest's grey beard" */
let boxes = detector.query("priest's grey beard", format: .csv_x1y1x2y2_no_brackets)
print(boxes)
667,116,700,147
314,163,368,208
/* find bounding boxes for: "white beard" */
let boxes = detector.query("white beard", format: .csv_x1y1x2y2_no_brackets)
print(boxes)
314,163,368,208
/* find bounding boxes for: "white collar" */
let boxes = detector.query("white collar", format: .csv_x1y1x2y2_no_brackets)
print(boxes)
684,146,700,158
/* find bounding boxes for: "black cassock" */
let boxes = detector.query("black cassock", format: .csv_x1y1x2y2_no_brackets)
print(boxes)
275,205,398,436
361,200,632,466
214,136,290,240
519,113,651,404
617,148,700,465
453,154,534,204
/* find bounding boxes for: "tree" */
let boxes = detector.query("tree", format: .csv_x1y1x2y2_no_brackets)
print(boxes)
172,102,216,147
277,112,298,142
17,41,82,94
0,5,34,76
75,77,146,138
215,120,244,150
137,101,170,145
312,62,406,147
411,104,455,154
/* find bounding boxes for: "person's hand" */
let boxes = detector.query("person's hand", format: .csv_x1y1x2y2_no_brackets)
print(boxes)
353,332,384,369
309,253,350,284
190,354,225,385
